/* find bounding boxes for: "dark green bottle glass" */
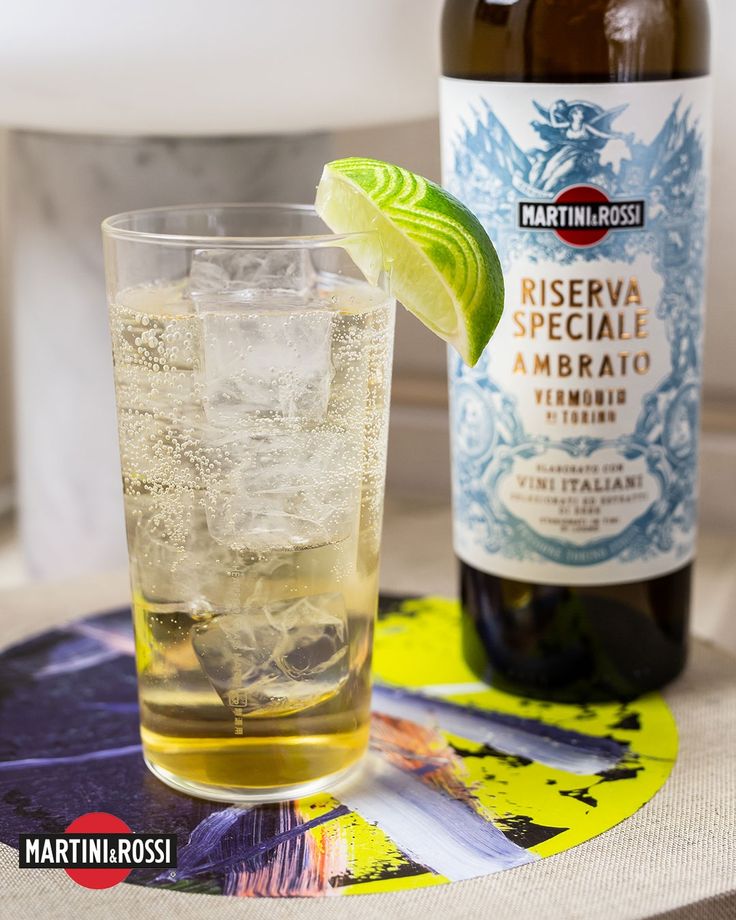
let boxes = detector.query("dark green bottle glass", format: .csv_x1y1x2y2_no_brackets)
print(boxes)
441,0,710,701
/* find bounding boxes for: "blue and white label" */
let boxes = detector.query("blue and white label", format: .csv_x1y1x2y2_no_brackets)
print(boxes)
440,77,710,585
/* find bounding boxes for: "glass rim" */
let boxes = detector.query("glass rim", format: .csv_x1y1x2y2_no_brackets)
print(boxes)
101,202,377,250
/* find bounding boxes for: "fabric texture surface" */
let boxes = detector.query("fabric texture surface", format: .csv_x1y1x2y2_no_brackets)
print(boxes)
650,893,736,920
0,597,734,920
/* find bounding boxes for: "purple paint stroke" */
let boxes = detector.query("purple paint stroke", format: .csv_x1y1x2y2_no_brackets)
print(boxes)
35,643,121,678
0,744,142,772
339,754,535,881
68,622,135,656
373,683,625,775
159,802,350,885
157,806,241,882
85,702,139,713
33,621,135,678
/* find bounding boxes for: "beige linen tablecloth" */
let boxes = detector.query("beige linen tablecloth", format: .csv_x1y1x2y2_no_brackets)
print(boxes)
0,573,734,920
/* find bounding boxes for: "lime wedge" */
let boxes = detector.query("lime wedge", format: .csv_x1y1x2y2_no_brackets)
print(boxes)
315,157,503,366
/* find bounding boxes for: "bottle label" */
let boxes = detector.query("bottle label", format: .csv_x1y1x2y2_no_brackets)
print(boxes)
440,77,711,585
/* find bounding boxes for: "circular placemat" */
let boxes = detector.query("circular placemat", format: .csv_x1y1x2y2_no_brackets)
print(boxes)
0,595,676,897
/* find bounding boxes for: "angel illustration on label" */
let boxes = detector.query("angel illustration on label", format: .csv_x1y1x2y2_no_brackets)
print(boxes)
452,95,701,214
528,100,633,192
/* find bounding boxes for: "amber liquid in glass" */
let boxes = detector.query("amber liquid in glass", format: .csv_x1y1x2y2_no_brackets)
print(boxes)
111,281,392,797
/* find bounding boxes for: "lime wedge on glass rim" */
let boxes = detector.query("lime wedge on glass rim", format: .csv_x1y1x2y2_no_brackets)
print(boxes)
315,157,503,366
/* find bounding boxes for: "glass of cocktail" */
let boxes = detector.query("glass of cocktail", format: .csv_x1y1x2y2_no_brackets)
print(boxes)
103,205,394,802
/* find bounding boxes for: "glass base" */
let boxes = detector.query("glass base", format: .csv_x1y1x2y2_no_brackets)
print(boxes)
143,753,365,804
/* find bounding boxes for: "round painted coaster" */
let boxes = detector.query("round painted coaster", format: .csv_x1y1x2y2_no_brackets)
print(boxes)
0,595,677,897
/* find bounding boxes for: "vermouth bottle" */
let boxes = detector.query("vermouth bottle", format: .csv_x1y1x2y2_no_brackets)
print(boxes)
440,0,711,700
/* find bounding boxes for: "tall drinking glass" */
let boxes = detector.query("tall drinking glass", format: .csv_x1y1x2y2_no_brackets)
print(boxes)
102,205,394,802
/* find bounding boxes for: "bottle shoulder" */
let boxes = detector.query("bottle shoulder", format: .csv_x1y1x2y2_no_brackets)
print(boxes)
442,0,710,82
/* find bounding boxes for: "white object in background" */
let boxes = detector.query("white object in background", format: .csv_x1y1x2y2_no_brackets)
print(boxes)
11,132,330,580
0,0,445,580
0,0,443,135
705,0,736,395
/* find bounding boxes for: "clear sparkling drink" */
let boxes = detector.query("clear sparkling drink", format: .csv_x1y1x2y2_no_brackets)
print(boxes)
106,225,393,800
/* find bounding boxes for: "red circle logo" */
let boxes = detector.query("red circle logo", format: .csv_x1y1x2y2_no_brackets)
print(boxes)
554,185,609,247
64,812,132,889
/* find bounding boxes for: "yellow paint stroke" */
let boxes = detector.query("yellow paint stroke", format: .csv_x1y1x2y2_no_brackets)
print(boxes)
302,793,432,889
342,872,448,896
372,597,677,865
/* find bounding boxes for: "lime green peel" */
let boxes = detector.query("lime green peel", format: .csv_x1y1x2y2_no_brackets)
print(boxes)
315,157,504,366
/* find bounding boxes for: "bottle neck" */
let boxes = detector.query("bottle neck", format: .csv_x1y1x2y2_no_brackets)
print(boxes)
441,0,710,83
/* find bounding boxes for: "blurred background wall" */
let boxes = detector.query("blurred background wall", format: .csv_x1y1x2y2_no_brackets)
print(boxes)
0,0,733,586
0,132,11,515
